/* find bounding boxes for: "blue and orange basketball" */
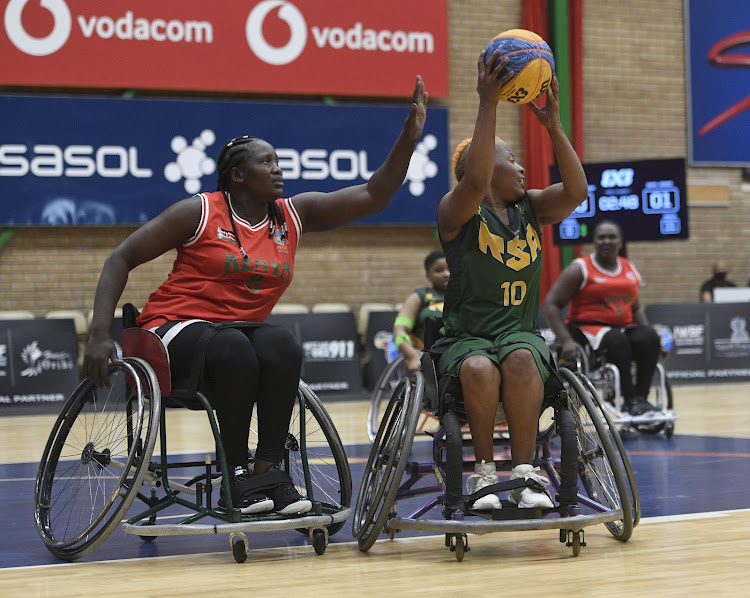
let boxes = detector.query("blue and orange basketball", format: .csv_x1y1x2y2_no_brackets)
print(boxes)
484,29,555,104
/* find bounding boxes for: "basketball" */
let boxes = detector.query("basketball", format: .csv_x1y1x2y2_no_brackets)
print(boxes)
484,29,555,104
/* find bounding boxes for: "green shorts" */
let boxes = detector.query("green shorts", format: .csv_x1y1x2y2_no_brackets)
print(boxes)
435,330,554,384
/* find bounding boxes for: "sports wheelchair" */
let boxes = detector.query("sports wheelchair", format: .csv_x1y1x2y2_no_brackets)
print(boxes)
34,309,352,563
557,326,677,439
353,320,639,560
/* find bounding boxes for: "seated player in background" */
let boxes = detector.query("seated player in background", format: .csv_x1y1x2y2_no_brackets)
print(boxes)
542,220,661,416
392,250,450,372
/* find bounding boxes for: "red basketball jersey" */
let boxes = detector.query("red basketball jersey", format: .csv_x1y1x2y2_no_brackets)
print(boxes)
565,254,642,329
137,191,301,328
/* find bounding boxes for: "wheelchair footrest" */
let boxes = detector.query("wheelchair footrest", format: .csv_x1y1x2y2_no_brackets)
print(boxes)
468,502,546,520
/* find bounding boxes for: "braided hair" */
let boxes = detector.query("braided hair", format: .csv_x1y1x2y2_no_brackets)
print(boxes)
215,136,288,246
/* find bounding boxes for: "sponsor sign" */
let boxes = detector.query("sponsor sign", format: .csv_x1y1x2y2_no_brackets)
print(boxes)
267,312,361,395
0,0,449,97
647,303,750,384
0,318,80,406
685,0,750,165
0,94,449,225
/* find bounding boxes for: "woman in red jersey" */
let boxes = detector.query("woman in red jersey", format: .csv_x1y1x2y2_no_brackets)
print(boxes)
83,77,427,515
542,220,661,416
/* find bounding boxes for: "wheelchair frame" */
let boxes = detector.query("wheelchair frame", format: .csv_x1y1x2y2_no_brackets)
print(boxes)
34,327,352,563
570,343,678,438
353,363,640,560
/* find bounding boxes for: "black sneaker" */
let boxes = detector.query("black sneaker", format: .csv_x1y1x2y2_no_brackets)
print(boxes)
217,467,275,514
628,397,657,416
258,465,312,514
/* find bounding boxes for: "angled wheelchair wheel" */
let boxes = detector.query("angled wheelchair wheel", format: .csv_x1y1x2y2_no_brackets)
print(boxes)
34,358,160,560
248,381,352,537
558,368,634,542
367,355,408,442
353,372,423,552
577,373,641,527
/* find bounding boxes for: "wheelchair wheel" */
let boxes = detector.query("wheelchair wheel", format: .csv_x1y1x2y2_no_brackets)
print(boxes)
577,373,641,528
558,368,634,542
34,358,160,560
352,372,423,552
248,381,352,537
367,355,408,442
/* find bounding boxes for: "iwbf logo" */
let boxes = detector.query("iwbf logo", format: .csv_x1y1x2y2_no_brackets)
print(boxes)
4,0,71,56
246,0,435,66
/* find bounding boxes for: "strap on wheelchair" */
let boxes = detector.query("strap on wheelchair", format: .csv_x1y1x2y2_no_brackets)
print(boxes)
463,478,547,511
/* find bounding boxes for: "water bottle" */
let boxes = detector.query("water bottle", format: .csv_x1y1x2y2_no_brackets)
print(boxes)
385,337,399,363
659,327,673,352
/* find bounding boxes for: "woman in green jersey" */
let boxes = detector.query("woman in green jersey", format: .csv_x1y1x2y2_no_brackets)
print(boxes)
393,249,450,372
435,50,588,511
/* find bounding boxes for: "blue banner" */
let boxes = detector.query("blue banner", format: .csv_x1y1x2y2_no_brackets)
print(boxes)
685,0,750,166
0,94,449,225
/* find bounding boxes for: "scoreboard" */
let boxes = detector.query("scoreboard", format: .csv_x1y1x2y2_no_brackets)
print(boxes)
551,158,689,244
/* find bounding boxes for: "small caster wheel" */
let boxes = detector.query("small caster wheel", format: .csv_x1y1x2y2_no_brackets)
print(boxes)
386,519,397,540
454,536,465,562
664,422,675,439
310,528,328,555
446,533,469,562
571,533,581,557
138,516,157,542
229,533,248,563
565,529,585,557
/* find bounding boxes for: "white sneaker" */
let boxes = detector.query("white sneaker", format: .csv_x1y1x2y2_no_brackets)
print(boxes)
465,460,501,510
508,464,554,509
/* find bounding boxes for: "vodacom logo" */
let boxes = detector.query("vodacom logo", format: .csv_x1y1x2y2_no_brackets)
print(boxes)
246,0,306,66
4,0,71,56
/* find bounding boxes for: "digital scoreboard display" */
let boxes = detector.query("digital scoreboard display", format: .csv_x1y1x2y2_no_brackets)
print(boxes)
551,157,689,244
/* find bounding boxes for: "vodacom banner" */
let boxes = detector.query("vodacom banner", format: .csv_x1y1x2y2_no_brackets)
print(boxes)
1,0,449,97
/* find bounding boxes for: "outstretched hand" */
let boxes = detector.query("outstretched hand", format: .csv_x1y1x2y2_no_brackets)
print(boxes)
403,75,428,141
526,76,561,129
477,49,514,104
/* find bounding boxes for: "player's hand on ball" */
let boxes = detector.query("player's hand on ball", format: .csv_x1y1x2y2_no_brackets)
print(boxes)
478,50,512,104
527,76,561,129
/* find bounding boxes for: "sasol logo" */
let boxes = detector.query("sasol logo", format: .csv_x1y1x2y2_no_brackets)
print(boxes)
600,168,634,189
4,0,212,57
276,134,437,197
246,0,434,66
0,144,152,178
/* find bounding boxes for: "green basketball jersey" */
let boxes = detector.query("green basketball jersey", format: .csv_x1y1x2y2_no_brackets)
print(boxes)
440,193,543,340
412,286,445,341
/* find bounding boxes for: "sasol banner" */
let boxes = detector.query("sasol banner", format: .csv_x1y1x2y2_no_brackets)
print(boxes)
0,94,449,225
0,318,80,407
0,0,449,98
685,0,750,165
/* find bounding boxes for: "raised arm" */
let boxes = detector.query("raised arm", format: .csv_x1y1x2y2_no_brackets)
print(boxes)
83,197,202,386
541,260,584,362
291,76,427,233
526,78,589,225
437,51,511,241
